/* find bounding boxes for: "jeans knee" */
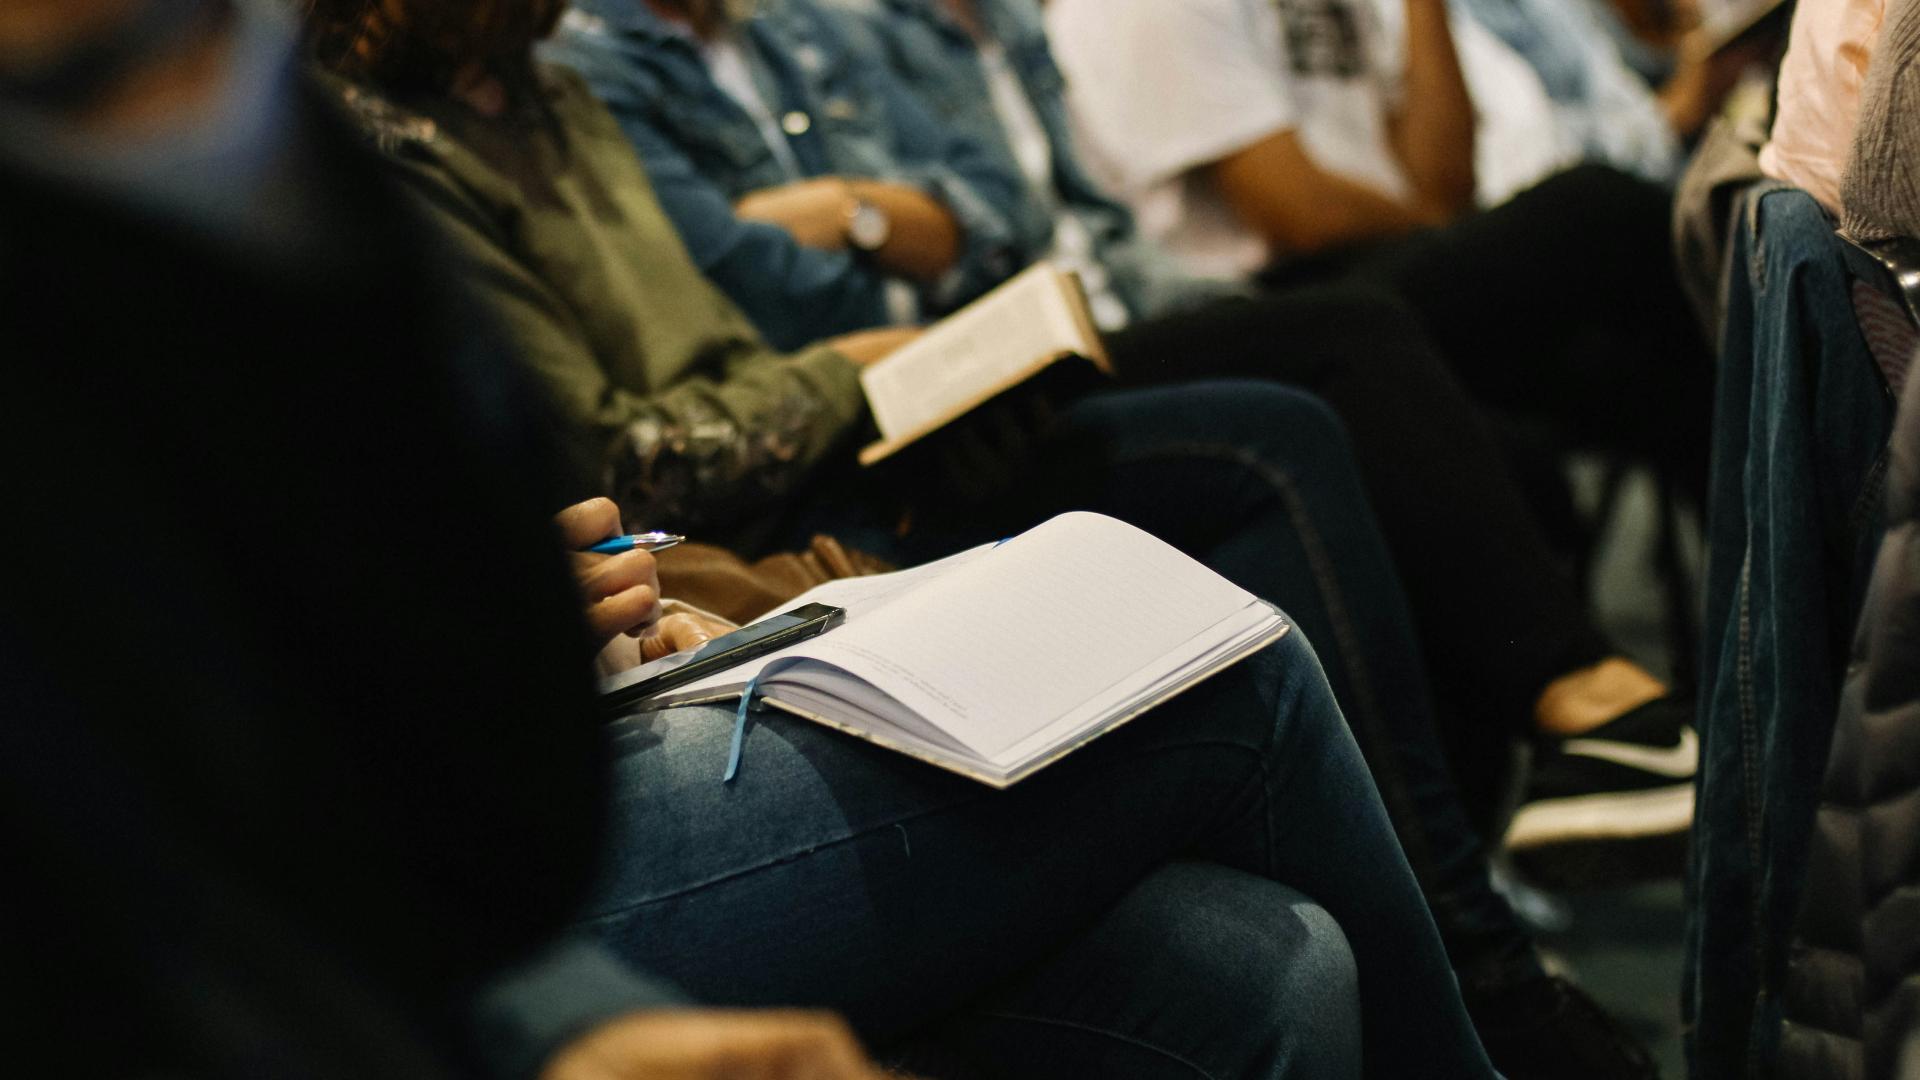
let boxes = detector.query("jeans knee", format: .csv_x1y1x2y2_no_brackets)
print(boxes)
1128,864,1361,1080
1258,892,1360,1079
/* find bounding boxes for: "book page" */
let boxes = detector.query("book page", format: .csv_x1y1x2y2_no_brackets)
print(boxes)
641,542,999,700
762,513,1259,760
859,263,1090,442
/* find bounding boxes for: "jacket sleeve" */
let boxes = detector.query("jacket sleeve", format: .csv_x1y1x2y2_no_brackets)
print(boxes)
390,160,868,532
825,7,1032,311
599,87,897,350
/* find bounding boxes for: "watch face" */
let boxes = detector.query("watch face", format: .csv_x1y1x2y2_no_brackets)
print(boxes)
848,201,891,252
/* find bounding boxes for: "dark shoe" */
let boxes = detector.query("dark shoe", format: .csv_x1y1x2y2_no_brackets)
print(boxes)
1506,697,1695,888
1463,972,1661,1079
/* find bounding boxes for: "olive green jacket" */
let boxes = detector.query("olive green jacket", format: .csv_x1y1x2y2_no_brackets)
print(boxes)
327,67,866,534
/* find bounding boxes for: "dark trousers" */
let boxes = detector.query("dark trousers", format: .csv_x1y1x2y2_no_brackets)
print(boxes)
1266,164,1716,490
1108,284,1612,830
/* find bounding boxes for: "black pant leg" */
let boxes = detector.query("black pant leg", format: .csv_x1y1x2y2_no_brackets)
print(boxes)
1339,165,1715,488
1108,287,1612,739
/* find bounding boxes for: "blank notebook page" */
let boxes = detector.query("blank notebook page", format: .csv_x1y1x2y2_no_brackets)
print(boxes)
779,512,1256,759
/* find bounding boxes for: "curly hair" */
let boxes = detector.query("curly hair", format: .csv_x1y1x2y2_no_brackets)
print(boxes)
300,0,568,95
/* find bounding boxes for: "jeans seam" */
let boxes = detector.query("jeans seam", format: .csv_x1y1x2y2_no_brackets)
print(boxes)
1735,542,1768,1078
1744,182,1797,289
576,794,990,922
968,1009,1224,1079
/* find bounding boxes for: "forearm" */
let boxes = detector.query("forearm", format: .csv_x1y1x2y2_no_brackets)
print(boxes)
847,179,960,281
1211,130,1446,256
1389,0,1476,216
733,178,960,283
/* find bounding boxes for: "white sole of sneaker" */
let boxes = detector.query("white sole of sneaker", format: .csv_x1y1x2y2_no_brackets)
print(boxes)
1503,783,1694,850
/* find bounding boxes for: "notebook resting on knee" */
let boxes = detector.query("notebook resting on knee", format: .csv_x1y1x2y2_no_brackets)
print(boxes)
600,513,1289,787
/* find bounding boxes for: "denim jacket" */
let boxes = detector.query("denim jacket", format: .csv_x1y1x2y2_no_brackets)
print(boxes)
826,0,1237,321
542,0,1027,351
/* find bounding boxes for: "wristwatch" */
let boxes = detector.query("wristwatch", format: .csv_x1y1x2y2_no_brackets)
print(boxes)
844,192,892,254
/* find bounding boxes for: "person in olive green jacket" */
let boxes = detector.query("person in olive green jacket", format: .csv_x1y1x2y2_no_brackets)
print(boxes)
322,55,917,539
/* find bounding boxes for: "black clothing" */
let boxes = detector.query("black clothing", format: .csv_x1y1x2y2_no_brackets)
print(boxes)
1265,165,1717,496
1779,364,1920,1080
1108,283,1612,820
0,89,611,1078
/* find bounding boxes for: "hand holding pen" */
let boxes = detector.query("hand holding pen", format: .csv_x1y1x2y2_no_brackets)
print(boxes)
553,499,720,663
555,499,675,648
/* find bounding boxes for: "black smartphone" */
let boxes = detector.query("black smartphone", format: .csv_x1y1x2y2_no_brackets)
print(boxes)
600,602,846,714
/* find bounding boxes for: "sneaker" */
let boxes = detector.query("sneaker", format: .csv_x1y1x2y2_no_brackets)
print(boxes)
1463,972,1661,1079
1505,697,1695,888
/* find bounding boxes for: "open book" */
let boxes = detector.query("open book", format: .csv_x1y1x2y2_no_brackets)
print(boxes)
603,513,1290,787
858,262,1110,466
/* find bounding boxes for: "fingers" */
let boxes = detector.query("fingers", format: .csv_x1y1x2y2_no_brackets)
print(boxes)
542,1009,890,1080
554,497,623,550
712,1011,888,1080
574,548,661,643
640,612,720,663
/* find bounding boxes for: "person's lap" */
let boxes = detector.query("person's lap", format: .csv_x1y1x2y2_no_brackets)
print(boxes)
580,633,1495,1077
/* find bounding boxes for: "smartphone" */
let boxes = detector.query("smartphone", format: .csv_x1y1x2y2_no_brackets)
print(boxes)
599,602,846,714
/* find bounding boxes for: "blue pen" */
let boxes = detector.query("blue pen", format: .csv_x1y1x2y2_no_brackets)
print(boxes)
587,532,686,555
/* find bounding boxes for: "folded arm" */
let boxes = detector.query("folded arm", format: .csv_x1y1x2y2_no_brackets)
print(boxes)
1210,129,1451,256
733,176,960,283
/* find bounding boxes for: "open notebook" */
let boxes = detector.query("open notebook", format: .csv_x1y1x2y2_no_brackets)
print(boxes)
858,261,1110,466
603,513,1290,787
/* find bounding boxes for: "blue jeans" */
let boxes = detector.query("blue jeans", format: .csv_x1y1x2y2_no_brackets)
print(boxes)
583,632,1495,1078
794,381,1540,989
1686,187,1897,1078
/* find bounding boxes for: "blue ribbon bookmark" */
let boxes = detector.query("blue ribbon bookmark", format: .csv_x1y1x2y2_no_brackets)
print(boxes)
723,671,764,783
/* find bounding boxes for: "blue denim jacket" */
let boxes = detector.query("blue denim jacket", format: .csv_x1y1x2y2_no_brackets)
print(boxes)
826,0,1237,321
1687,186,1897,1078
542,0,1027,351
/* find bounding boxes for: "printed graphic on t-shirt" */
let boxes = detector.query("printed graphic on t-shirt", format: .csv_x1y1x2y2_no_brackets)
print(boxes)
1272,0,1366,77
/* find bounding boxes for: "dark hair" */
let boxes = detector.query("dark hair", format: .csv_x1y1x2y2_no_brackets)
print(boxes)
300,0,568,96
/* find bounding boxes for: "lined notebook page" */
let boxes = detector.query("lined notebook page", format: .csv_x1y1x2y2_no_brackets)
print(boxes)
860,263,1086,441
770,513,1256,759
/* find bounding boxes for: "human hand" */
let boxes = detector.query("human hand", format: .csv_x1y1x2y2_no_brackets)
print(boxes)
555,497,662,650
639,608,736,663
542,1009,906,1080
826,326,923,367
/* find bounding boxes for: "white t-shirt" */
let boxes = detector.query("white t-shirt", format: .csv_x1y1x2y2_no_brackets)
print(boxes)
1049,0,1410,277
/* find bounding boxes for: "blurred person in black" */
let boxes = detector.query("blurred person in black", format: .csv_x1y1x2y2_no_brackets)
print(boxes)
0,2,881,1076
